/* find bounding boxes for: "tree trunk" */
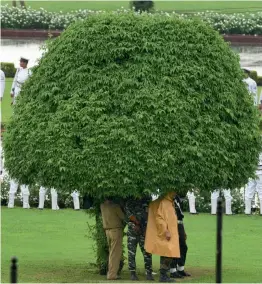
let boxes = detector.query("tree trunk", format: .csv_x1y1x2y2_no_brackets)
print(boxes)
95,211,109,275
12,1,17,7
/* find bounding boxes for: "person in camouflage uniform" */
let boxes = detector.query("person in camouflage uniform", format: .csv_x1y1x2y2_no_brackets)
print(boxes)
125,195,154,281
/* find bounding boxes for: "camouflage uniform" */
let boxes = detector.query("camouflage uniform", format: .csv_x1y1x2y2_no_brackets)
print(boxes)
160,256,172,271
125,196,152,274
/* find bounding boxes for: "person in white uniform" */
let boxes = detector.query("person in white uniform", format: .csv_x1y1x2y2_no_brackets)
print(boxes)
71,190,80,210
245,153,262,216
242,68,258,106
0,69,5,101
39,188,80,210
186,190,198,214
8,57,32,209
211,189,233,215
0,143,30,209
38,187,60,210
10,57,32,104
8,181,30,208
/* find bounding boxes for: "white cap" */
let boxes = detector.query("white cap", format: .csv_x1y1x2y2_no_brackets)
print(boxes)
20,56,29,62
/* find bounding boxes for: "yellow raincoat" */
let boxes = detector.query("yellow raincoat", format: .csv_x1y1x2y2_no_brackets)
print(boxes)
145,192,180,258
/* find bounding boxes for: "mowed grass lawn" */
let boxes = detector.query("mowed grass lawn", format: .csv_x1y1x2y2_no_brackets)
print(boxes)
3,0,262,13
1,207,262,283
1,78,262,123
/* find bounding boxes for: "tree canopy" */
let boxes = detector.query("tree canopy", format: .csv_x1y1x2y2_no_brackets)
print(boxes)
3,11,261,197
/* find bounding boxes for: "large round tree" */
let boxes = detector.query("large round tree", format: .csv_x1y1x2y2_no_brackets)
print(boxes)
3,11,261,197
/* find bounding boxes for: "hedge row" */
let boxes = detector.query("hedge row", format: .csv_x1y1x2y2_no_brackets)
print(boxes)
1,5,262,35
1,62,16,78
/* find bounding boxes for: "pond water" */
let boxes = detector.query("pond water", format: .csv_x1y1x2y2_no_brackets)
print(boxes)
1,39,262,75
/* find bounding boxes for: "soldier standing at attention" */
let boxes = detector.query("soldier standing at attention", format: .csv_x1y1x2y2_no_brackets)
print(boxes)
100,197,125,281
10,57,32,105
8,57,32,209
125,195,154,281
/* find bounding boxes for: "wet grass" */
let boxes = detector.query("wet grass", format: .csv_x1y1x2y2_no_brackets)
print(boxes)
1,207,262,283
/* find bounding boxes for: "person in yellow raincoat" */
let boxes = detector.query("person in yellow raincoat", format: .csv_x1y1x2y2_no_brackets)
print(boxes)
145,192,180,283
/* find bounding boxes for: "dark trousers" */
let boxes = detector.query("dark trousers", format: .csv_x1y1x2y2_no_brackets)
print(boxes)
160,256,172,272
170,223,188,269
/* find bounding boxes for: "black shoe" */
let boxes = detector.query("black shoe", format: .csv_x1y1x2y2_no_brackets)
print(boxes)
177,270,191,277
170,272,184,278
130,271,139,281
190,212,199,215
146,273,154,281
159,274,175,283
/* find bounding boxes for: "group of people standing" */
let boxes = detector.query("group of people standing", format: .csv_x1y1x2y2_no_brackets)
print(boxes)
100,192,190,283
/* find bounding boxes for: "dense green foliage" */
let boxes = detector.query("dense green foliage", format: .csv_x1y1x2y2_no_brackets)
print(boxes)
3,12,261,198
1,62,16,78
257,76,262,86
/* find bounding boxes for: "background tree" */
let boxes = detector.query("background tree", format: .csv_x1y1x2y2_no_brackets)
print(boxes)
3,11,261,269
130,1,154,12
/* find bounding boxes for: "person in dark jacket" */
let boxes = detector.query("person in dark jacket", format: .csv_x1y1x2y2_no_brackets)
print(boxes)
170,195,191,278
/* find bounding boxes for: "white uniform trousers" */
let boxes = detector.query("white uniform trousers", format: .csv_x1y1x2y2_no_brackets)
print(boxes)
38,187,59,210
211,189,232,215
245,170,262,215
71,190,80,210
187,191,197,213
8,179,30,208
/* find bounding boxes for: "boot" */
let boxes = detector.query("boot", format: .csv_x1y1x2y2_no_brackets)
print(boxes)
177,270,191,277
146,272,154,281
170,271,183,278
130,271,139,281
159,269,175,283
22,194,30,209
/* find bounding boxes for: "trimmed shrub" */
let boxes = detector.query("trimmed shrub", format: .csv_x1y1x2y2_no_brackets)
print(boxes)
1,62,16,78
3,12,261,198
250,70,258,82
